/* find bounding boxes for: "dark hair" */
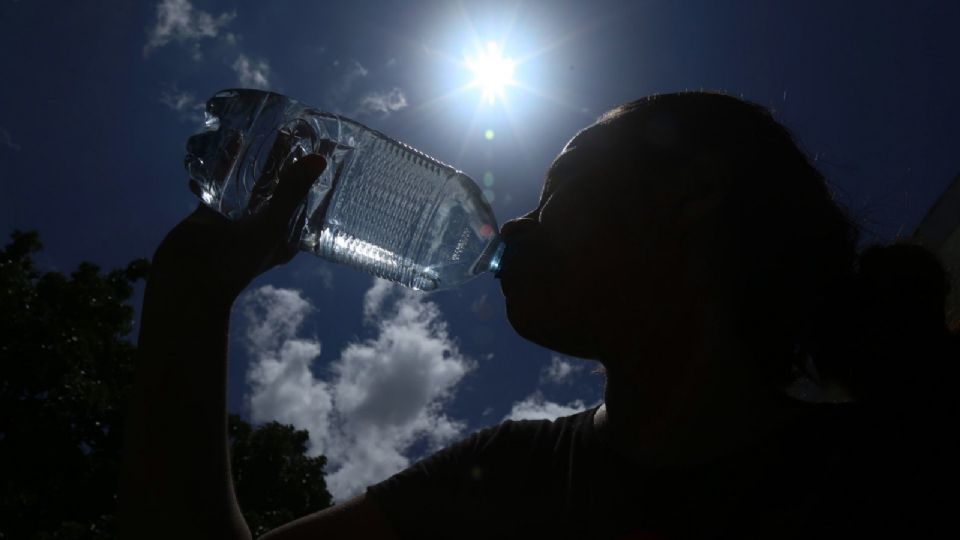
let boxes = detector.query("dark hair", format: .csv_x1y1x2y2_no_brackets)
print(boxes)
811,242,955,401
598,92,953,396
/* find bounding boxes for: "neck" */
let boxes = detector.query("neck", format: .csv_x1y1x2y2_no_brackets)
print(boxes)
592,302,805,468
594,368,799,469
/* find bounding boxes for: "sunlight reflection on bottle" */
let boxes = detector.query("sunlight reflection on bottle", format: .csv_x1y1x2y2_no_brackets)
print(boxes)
313,227,439,291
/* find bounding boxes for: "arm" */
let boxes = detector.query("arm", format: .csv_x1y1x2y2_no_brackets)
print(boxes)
119,154,397,539
118,264,246,539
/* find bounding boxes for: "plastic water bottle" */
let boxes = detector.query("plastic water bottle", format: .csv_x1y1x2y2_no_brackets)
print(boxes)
184,89,504,291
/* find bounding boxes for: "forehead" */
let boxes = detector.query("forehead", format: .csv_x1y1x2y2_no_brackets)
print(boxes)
559,124,606,159
542,124,615,197
546,126,601,176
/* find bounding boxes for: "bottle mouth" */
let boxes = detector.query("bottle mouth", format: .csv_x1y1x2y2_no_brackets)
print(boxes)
485,242,506,274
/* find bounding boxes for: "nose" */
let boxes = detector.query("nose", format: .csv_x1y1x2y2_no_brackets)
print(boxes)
500,210,537,243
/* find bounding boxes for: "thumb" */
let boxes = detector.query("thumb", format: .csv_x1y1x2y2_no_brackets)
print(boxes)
265,153,327,225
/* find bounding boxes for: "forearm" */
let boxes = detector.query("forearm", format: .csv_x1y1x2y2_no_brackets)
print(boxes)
118,271,250,539
117,155,325,538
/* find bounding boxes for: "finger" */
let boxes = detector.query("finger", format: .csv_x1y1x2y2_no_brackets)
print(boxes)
247,131,293,212
259,130,293,187
258,154,325,271
264,153,327,226
186,201,230,225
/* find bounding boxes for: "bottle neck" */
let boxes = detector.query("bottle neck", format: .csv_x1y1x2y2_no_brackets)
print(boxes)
482,240,506,274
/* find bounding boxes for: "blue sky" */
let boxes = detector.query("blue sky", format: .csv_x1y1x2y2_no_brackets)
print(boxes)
2,0,959,501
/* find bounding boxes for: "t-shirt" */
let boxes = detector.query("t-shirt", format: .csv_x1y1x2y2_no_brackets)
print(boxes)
366,403,866,539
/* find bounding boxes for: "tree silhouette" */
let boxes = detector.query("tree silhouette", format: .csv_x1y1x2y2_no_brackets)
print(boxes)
0,231,332,539
229,415,333,537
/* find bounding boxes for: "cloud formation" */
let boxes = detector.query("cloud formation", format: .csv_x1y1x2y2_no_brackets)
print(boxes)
322,59,410,119
232,54,271,89
541,355,585,385
362,277,394,322
503,392,589,421
359,87,408,117
331,60,368,95
241,281,473,501
159,89,205,122
143,0,235,57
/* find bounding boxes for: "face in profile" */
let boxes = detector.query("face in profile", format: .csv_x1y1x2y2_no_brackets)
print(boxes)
497,120,687,359
496,133,596,357
497,108,735,361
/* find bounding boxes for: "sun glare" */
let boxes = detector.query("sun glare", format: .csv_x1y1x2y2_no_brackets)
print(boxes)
466,41,516,104
414,18,590,163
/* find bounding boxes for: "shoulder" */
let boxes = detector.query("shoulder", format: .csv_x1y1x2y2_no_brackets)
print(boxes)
363,406,601,538
371,405,598,486
481,406,599,451
258,493,399,540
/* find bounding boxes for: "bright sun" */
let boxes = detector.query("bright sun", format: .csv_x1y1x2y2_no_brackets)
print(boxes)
466,41,516,104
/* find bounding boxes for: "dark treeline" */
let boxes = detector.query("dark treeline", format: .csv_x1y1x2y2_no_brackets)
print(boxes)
0,231,333,539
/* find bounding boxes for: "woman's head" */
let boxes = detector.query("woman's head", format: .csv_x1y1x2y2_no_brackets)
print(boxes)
499,92,859,386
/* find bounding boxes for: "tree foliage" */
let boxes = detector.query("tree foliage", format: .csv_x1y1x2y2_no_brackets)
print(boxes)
229,415,333,537
0,231,332,539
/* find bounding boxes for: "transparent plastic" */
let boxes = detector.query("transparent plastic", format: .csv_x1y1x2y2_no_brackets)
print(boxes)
184,89,504,291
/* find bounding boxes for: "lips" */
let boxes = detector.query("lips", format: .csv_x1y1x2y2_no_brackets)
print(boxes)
493,233,528,280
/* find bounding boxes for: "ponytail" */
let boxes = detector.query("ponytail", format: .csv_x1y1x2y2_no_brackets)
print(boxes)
809,241,955,402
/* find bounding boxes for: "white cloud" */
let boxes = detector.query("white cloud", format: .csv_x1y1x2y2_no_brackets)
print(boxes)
337,60,369,95
247,337,336,450
322,60,370,114
503,392,589,422
160,90,199,112
143,0,235,57
232,54,271,89
159,89,205,122
359,87,408,117
322,58,410,118
242,286,313,353
0,127,21,151
348,60,369,79
541,355,585,385
241,280,474,502
363,278,394,322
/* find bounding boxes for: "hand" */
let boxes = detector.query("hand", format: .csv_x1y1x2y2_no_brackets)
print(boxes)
150,153,327,306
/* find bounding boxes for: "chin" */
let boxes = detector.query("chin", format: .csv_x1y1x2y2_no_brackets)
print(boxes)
505,299,601,359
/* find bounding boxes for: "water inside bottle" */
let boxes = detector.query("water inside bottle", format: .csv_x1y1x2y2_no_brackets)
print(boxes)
299,131,504,291
186,89,504,291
